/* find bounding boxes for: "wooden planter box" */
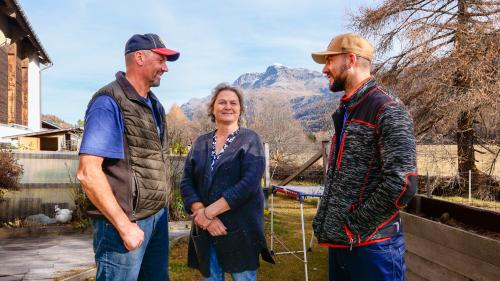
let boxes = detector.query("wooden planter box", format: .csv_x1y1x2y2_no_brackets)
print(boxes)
402,195,500,281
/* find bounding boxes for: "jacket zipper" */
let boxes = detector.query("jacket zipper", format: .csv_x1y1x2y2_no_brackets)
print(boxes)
144,99,168,207
344,224,354,251
132,175,140,218
336,133,347,170
336,106,349,170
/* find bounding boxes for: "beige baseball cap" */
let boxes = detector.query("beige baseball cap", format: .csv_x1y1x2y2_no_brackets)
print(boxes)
311,33,374,64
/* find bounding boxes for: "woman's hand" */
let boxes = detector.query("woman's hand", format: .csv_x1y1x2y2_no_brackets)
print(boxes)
192,208,213,229
206,217,227,236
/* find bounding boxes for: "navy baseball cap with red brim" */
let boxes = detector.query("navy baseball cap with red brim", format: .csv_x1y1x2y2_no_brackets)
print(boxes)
125,33,180,62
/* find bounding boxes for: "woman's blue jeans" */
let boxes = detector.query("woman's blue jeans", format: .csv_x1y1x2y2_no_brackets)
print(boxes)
328,234,407,281
92,208,169,281
204,243,257,281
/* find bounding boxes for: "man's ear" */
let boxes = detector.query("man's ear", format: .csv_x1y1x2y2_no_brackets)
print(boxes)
135,51,145,66
347,53,357,68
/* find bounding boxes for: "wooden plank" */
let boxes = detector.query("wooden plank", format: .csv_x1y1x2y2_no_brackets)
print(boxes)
21,57,28,126
278,150,322,186
406,251,469,281
405,232,500,281
0,46,8,123
407,270,429,281
402,212,500,265
407,194,500,233
7,42,16,124
15,56,22,124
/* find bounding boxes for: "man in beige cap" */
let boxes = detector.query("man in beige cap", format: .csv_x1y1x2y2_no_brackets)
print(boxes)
311,33,417,280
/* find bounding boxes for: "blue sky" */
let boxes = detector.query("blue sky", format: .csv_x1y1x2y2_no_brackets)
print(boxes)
19,0,373,124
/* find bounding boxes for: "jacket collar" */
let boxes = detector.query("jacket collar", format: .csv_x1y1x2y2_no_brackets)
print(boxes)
115,71,160,105
115,71,165,141
339,78,377,110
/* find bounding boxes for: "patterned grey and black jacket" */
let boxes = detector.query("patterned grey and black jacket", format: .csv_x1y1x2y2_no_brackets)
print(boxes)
312,78,418,248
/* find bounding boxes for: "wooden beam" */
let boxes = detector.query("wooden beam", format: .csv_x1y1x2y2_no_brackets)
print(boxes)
7,42,16,124
405,232,500,281
406,251,469,281
21,57,28,126
406,270,428,281
278,150,322,186
0,5,16,18
402,210,500,263
0,46,8,124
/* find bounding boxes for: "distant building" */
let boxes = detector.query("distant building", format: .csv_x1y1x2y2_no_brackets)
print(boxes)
0,0,52,142
3,122,82,151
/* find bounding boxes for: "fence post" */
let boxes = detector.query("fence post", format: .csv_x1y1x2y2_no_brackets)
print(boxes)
469,169,472,203
322,140,330,186
263,143,270,210
426,171,431,198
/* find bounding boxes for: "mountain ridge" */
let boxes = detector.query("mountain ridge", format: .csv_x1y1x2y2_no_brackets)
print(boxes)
181,64,342,132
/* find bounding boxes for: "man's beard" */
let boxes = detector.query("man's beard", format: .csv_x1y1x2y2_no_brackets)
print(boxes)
329,63,349,92
330,77,345,92
150,77,161,87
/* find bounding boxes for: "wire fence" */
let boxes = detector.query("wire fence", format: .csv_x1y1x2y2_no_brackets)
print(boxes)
416,144,499,210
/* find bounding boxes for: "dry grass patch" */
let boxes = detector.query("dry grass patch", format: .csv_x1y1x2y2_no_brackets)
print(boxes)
417,145,500,177
433,195,499,212
168,195,328,281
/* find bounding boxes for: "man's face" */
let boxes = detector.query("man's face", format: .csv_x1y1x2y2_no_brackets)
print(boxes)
322,54,349,92
141,50,168,87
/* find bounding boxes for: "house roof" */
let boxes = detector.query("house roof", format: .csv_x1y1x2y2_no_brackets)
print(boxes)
3,127,82,139
42,120,63,130
1,0,52,64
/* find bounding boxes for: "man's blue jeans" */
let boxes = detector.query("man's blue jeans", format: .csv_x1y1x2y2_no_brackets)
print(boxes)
328,234,406,281
204,243,257,281
91,208,169,281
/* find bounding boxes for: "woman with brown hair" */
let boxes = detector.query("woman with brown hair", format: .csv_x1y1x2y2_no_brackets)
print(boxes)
180,83,273,280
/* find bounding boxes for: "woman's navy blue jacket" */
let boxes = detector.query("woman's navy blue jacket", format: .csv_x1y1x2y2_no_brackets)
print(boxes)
180,128,273,276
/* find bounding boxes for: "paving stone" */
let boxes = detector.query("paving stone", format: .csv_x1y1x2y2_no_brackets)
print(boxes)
0,223,190,280
0,275,25,281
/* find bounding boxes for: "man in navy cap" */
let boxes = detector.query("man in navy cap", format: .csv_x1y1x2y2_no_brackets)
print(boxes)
77,33,180,281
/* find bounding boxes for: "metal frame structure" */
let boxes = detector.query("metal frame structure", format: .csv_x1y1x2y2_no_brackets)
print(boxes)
270,185,324,281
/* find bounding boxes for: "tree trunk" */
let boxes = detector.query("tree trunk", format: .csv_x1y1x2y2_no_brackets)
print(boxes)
456,111,478,189
455,111,500,199
454,0,479,193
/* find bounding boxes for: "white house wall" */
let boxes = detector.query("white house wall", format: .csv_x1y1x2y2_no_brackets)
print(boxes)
27,55,41,132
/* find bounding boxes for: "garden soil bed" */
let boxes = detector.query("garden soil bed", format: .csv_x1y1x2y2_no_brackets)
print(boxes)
402,195,500,281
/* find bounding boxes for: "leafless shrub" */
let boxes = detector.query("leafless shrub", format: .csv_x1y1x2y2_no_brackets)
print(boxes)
0,149,23,200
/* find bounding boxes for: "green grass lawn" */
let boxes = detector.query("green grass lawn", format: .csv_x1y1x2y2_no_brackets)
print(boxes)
168,194,329,281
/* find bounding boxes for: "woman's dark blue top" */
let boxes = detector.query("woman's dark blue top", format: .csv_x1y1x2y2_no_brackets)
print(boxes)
210,128,240,172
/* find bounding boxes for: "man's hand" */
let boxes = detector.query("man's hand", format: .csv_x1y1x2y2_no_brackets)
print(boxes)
206,217,227,236
118,222,145,251
78,154,145,251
